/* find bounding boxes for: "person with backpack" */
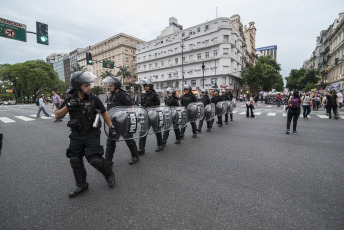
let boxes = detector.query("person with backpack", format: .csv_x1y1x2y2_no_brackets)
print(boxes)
36,95,50,118
246,93,255,118
286,91,301,134
301,91,312,119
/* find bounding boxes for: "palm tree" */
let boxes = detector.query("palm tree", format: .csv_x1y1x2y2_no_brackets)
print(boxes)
100,70,114,79
116,66,131,87
71,64,87,73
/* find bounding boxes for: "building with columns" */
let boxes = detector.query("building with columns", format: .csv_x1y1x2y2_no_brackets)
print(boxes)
136,17,244,97
303,12,344,90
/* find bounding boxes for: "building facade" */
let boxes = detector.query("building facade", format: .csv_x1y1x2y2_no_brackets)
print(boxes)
136,17,244,97
256,45,277,61
303,12,344,90
77,33,144,92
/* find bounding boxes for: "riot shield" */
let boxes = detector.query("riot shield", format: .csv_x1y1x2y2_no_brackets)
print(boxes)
226,101,233,114
215,101,227,116
186,102,204,122
170,106,188,128
232,98,237,109
146,106,173,134
105,106,148,141
204,103,216,121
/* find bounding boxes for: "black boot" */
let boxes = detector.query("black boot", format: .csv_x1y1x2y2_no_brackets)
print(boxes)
192,133,197,138
175,140,181,144
138,136,146,155
174,128,181,144
162,131,169,145
69,183,89,198
105,137,116,165
230,114,233,121
155,145,163,152
126,139,139,165
88,157,115,188
129,157,139,165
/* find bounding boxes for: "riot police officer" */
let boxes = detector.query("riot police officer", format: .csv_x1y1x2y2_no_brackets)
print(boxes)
55,71,115,198
180,84,198,138
138,79,163,155
103,76,139,165
226,87,234,121
163,87,181,145
221,89,230,124
211,88,223,127
197,89,212,132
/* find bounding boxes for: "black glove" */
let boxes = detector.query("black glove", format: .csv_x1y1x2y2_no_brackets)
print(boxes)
66,98,78,110
109,125,116,138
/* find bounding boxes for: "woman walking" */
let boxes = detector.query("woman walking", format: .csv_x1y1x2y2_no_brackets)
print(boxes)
286,91,301,134
326,90,339,119
246,93,255,118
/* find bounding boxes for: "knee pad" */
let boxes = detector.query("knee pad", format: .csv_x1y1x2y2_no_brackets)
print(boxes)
70,157,83,168
88,157,104,169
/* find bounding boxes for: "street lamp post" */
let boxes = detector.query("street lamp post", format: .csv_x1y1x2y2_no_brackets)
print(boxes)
180,37,189,90
201,62,205,89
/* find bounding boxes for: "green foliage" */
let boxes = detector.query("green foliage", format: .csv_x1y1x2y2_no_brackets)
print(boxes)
71,64,87,73
100,70,114,79
0,60,67,102
285,68,319,91
242,56,283,93
116,66,131,80
91,86,105,96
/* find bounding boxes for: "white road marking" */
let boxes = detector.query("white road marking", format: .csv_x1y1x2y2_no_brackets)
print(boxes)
267,113,276,116
254,112,262,115
0,117,16,123
15,116,35,121
317,115,328,118
238,112,246,115
283,113,287,117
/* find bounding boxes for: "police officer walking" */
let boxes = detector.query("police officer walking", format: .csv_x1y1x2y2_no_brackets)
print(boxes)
180,84,198,138
221,89,230,124
138,79,163,155
211,88,223,127
103,76,140,165
55,71,116,198
225,87,234,121
163,87,181,145
197,89,212,132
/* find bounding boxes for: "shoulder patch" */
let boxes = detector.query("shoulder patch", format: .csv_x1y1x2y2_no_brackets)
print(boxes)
125,95,132,102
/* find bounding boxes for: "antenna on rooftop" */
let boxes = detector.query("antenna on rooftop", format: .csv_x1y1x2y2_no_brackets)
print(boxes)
216,7,218,18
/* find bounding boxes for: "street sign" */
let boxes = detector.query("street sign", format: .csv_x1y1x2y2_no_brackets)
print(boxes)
102,60,114,69
0,17,27,42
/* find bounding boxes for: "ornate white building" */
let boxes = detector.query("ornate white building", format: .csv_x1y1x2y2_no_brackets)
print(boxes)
136,17,244,96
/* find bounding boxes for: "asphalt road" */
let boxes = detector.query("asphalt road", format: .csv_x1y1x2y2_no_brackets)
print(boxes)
0,102,343,229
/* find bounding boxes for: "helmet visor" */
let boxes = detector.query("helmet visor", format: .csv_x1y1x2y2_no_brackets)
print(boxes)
79,72,97,84
102,76,116,85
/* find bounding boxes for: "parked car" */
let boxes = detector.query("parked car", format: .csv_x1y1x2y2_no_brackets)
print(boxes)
9,100,16,105
3,100,16,105
3,100,9,105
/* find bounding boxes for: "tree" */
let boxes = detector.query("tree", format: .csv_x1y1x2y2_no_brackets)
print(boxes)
285,68,319,91
100,70,114,79
71,63,87,73
242,56,283,93
116,66,131,86
91,86,105,96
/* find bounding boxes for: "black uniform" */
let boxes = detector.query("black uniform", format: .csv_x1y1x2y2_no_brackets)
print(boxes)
221,93,230,123
198,95,212,132
180,92,198,136
61,93,114,196
163,96,181,144
211,94,223,125
139,89,163,153
105,89,139,164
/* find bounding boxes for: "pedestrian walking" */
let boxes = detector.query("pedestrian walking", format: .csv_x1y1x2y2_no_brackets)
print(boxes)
301,91,312,119
36,95,50,118
246,93,255,118
133,93,139,105
337,90,343,109
276,93,281,107
254,94,259,107
286,91,301,134
102,76,140,165
55,71,115,198
326,90,339,119
52,91,62,122
138,79,164,154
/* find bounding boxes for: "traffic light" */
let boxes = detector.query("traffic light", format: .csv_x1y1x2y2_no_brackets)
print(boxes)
86,52,93,65
129,83,133,88
36,22,49,45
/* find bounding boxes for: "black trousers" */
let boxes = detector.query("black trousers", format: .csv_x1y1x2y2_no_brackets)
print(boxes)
286,109,300,131
181,122,197,134
105,137,139,163
224,114,229,122
139,132,163,151
198,118,212,130
246,104,254,117
163,128,181,142
66,129,112,187
328,106,338,118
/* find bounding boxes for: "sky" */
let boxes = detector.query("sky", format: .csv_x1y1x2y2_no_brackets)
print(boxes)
1,0,343,80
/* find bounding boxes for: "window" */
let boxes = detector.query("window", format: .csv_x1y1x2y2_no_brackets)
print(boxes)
197,27,200,32
224,35,229,42
211,78,216,84
169,74,172,78
191,80,196,86
149,64,152,70
188,71,193,75
155,53,157,58
175,58,178,64
189,44,193,50
205,52,209,59
182,32,185,37
155,62,158,68
189,30,193,35
197,42,201,48
168,59,171,65
223,48,229,55
175,47,178,53
144,65,146,71
161,61,164,66
222,77,226,84
189,55,193,61
205,25,209,30
197,53,202,60
205,40,209,46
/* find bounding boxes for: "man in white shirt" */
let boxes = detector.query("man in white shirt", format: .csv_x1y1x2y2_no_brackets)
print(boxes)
36,95,50,118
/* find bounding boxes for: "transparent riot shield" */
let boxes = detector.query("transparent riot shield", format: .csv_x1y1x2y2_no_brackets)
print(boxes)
105,106,148,141
226,101,233,114
146,106,173,134
204,103,216,121
215,101,227,116
186,102,204,122
232,98,237,109
170,106,188,128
